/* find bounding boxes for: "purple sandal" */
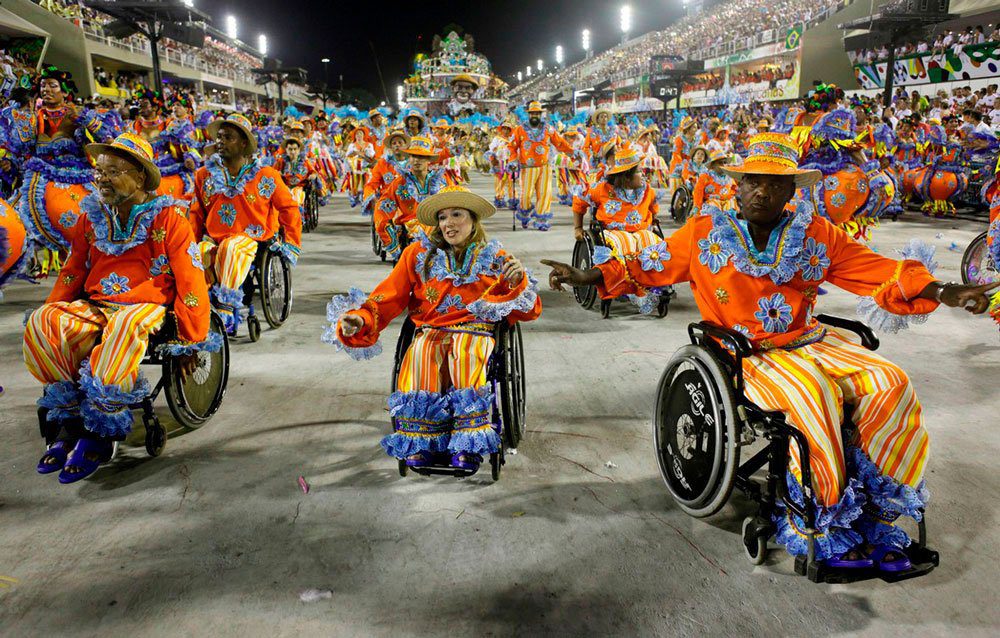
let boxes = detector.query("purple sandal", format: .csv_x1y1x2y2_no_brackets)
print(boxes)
870,544,911,572
36,440,73,475
450,452,482,472
58,438,117,485
404,451,435,468
826,547,874,570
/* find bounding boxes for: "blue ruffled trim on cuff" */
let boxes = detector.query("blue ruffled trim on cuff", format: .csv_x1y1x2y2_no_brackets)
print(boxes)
155,331,225,356
856,296,930,334
78,359,148,437
269,241,300,266
773,472,866,560
466,273,539,323
515,207,533,223
592,245,613,265
320,287,384,360
897,238,939,275
38,381,83,422
380,390,453,458
446,387,500,455
210,284,245,332
849,447,928,521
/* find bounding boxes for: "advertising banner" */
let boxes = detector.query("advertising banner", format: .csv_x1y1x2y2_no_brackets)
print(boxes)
853,41,1000,90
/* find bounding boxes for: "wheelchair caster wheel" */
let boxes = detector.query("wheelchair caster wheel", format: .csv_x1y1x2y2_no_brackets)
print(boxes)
657,299,670,318
398,459,407,477
600,300,611,319
742,516,768,565
247,316,261,342
145,417,167,457
379,250,387,262
490,452,501,481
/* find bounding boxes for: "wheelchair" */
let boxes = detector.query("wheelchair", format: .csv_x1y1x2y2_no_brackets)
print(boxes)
652,316,939,583
390,316,526,481
571,211,674,319
371,217,387,261
240,238,293,342
37,311,230,459
670,184,694,225
960,230,999,285
302,182,320,233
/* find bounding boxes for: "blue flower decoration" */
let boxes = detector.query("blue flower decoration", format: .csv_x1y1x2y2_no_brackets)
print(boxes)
697,229,733,274
100,272,131,296
534,144,547,155
257,176,276,199
823,176,840,190
605,221,626,230
732,324,756,339
800,237,830,282
396,184,411,199
380,199,398,214
857,180,868,193
830,192,847,208
246,224,264,239
625,210,642,226
383,173,394,183
149,254,170,276
218,203,237,226
639,241,671,272
754,293,794,334
187,241,204,270
604,200,623,215
592,245,613,265
437,294,466,313
59,211,78,228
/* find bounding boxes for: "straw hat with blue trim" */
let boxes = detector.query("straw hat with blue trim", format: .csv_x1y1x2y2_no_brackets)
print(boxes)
86,132,161,191
416,185,496,226
606,144,642,175
403,135,438,158
207,113,258,154
720,133,820,188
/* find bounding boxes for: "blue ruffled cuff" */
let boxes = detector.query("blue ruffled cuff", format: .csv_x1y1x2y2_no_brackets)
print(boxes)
38,380,83,422
856,296,930,334
155,331,225,356
269,241,300,267
592,245,613,265
773,472,866,560
210,284,245,332
466,273,539,323
446,387,500,455
320,287,384,360
380,390,452,458
627,292,659,315
78,359,149,437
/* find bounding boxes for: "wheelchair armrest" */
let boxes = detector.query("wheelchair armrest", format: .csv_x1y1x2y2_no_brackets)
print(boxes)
688,322,753,358
815,314,879,351
651,218,664,239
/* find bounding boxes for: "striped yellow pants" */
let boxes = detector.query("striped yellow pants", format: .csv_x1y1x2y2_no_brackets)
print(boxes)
397,327,494,394
200,235,257,331
742,330,928,507
23,301,166,389
494,172,516,201
518,165,553,217
602,229,661,257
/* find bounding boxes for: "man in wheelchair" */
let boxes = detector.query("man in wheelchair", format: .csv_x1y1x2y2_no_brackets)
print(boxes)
22,133,220,483
544,132,999,571
187,114,303,332
324,186,540,475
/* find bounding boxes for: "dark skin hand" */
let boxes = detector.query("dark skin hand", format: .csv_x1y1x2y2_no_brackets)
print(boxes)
544,172,1000,312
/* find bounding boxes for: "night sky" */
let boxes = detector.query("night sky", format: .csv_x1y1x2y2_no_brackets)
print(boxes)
197,1,686,99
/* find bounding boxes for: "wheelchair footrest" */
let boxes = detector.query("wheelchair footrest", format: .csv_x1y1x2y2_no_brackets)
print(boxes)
409,464,480,479
794,544,939,584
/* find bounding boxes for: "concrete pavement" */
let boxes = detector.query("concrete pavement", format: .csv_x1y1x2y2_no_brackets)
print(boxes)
0,174,998,637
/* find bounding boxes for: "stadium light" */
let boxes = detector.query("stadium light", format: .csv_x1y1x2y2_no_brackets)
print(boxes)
555,45,563,66
225,15,238,40
517,71,523,82
181,0,193,6
537,58,543,72
258,34,267,56
321,57,330,63
526,65,532,77
582,29,591,51
620,5,632,44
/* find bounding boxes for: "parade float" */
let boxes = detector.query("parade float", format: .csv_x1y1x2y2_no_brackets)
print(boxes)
402,31,508,118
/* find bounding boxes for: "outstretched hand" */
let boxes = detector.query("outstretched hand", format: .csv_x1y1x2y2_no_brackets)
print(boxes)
502,255,525,285
340,313,364,337
540,259,600,292
939,280,1000,314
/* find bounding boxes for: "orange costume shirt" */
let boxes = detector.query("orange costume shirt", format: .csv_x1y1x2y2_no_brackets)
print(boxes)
596,202,939,351
362,155,408,209
692,168,737,215
188,155,303,262
508,124,575,168
47,193,211,345
573,181,659,232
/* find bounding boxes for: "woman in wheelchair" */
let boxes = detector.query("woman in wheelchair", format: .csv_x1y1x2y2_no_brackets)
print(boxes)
324,186,540,473
691,145,737,216
544,133,999,570
22,133,220,483
572,144,665,314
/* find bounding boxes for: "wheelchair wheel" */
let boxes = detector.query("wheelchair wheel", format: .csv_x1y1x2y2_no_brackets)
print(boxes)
144,414,167,457
308,188,320,231
653,345,740,518
398,459,408,477
961,230,998,285
742,516,768,565
670,186,693,224
490,452,501,481
571,235,598,309
371,218,386,261
499,323,527,449
164,313,230,430
259,249,292,328
247,315,261,342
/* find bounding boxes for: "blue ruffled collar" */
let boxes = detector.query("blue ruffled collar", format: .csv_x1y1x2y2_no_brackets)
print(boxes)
525,124,548,143
415,234,503,286
82,191,177,256
708,200,812,285
607,182,648,205
206,154,262,197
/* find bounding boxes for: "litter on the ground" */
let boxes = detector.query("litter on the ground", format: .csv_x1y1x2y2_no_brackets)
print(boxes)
299,589,332,603
297,476,310,494
605,461,619,469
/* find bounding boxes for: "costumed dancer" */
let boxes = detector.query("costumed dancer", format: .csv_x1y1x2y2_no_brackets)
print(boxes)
485,118,517,210
585,107,620,181
667,117,699,201
2,66,118,276
22,133,218,483
543,132,999,571
636,124,669,191
373,136,449,261
152,92,202,201
323,186,541,473
188,114,302,332
572,144,667,314
274,137,319,221
913,124,968,217
691,144,737,216
893,116,923,204
344,128,375,208
361,129,411,217
508,101,577,231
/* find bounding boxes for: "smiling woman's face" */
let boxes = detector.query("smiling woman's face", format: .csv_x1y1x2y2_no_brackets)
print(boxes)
437,207,474,247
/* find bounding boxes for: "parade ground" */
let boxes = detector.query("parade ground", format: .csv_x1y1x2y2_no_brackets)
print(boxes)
1,175,998,637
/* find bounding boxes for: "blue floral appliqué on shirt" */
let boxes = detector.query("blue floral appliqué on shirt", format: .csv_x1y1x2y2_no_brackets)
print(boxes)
218,203,237,226
149,254,170,276
187,241,204,270
59,211,78,228
800,237,830,281
100,272,131,296
639,241,671,272
437,294,466,313
754,293,794,333
245,224,264,239
257,176,276,199
697,229,733,274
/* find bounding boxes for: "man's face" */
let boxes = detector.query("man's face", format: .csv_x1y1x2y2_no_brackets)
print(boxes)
215,125,248,160
39,78,64,107
452,81,475,103
596,113,610,126
94,152,144,206
139,99,155,118
371,114,384,127
285,142,302,160
389,137,406,153
529,114,541,127
304,121,315,134
737,173,796,226
408,155,430,173
406,116,420,131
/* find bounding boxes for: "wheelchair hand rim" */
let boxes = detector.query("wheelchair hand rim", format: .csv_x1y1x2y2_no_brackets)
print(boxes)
961,231,998,286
